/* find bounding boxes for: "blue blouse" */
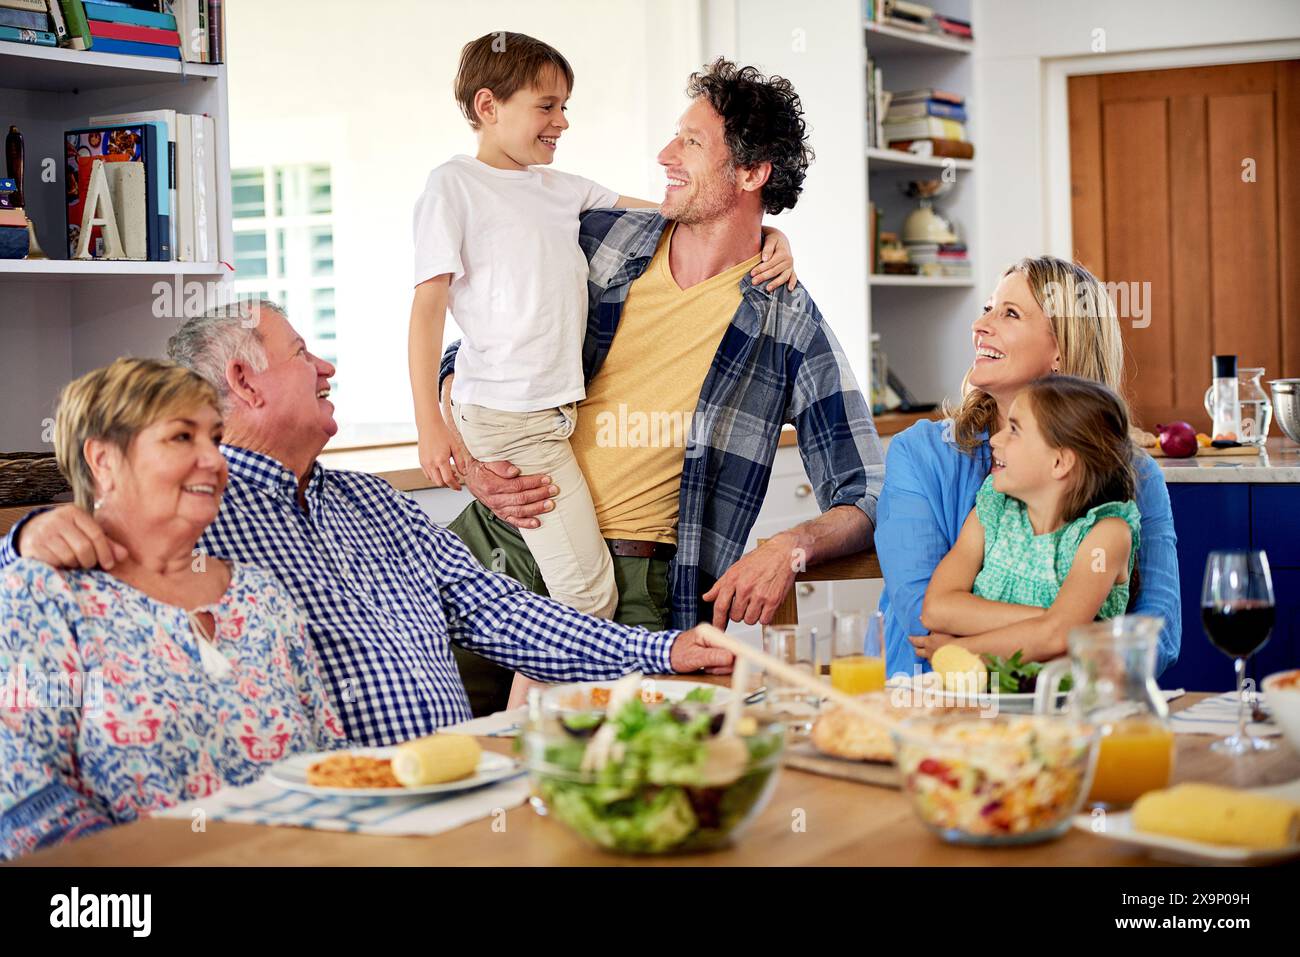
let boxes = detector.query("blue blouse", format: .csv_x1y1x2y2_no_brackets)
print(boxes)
876,419,1182,678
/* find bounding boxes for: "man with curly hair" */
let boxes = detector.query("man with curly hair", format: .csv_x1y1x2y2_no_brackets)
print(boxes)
441,59,884,712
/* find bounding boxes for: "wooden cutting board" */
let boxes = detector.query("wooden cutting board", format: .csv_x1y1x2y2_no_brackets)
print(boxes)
784,740,901,788
1147,444,1260,458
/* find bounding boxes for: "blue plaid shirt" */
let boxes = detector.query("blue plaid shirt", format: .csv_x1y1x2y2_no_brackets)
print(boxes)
441,209,885,630
1,446,677,746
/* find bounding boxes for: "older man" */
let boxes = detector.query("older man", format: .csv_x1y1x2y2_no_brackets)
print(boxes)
0,302,732,746
440,60,883,648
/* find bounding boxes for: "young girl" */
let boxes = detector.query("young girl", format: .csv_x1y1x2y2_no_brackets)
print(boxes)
915,375,1142,663
409,32,794,623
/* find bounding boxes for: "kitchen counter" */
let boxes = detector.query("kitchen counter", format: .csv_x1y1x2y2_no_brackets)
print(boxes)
317,410,942,491
1153,437,1300,483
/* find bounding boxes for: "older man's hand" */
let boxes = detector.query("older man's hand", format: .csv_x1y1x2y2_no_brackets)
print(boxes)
669,626,735,675
462,460,558,530
442,371,557,529
701,533,800,629
16,504,128,569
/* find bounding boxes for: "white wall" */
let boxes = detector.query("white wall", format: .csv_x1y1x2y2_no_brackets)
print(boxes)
226,0,703,429
973,0,1300,292
722,0,871,390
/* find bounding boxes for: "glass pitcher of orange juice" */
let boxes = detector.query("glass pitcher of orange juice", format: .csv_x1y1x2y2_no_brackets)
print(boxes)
1034,615,1174,809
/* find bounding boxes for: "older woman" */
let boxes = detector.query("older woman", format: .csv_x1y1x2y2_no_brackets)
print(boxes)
0,358,343,859
876,256,1181,678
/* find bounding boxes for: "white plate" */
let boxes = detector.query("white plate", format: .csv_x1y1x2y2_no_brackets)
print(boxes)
1072,779,1300,865
542,678,731,708
884,682,1184,715
267,747,522,799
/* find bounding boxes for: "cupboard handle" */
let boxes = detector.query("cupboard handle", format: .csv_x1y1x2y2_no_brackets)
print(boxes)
794,483,813,499
797,584,815,598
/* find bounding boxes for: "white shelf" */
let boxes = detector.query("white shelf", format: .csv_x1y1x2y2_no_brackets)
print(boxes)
864,21,973,56
870,274,975,288
0,42,219,93
867,147,974,172
0,260,226,281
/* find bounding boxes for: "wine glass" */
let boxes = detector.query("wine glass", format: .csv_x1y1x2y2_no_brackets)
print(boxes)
1201,550,1276,755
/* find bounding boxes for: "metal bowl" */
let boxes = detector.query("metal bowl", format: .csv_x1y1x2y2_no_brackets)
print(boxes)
1270,379,1300,444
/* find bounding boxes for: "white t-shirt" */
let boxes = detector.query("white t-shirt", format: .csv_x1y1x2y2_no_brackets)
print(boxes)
412,154,619,412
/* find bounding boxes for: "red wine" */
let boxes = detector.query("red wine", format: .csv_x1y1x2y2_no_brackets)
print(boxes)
1201,601,1275,657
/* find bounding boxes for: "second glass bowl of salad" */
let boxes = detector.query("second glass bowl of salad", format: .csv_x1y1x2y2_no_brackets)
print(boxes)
520,680,785,855
891,713,1099,846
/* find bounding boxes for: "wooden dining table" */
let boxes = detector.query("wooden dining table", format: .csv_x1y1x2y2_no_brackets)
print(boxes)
13,690,1299,867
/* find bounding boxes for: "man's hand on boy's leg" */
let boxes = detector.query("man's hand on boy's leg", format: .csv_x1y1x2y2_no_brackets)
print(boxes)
464,460,558,530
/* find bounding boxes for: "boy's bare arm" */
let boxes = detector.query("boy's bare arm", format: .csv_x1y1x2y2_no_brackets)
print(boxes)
611,196,796,291
409,276,462,488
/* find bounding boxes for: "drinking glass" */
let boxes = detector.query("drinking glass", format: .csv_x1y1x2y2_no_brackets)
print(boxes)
1201,550,1276,755
828,610,886,695
761,624,821,734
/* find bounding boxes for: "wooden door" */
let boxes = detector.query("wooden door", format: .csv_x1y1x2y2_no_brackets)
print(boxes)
1068,61,1300,429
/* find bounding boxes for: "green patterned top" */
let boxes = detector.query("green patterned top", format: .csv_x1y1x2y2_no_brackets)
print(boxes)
971,475,1141,619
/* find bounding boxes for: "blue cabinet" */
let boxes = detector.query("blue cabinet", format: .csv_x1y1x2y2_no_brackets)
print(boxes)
1163,482,1300,692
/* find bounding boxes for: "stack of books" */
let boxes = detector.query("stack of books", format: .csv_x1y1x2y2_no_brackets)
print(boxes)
906,241,971,279
0,0,58,47
864,0,975,43
66,109,222,263
883,89,974,160
81,1,180,60
933,14,972,40
0,1,223,61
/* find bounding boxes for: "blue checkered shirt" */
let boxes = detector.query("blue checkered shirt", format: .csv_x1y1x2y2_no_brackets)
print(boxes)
0,446,677,746
441,208,885,630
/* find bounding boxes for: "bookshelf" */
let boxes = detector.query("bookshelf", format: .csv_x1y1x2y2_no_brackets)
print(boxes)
869,273,975,288
0,36,231,449
0,41,221,90
0,259,223,277
863,19,973,56
865,0,978,411
866,146,973,172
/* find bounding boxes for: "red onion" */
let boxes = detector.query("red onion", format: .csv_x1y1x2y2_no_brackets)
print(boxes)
1156,421,1198,458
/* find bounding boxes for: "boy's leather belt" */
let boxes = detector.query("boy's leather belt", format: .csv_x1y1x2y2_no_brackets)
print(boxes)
606,538,676,561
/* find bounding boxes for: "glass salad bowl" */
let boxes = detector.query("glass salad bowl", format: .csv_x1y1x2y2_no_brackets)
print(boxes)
520,680,785,855
892,713,1099,846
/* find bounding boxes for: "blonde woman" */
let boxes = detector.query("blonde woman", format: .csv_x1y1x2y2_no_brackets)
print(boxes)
0,358,343,859
876,256,1181,677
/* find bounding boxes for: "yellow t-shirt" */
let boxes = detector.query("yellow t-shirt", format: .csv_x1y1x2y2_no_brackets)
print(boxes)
571,225,762,544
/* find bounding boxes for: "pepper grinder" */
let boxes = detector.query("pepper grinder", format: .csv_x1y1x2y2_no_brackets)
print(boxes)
5,125,47,260
1209,354,1242,443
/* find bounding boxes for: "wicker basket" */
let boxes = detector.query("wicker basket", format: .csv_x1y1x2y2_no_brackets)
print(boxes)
0,453,70,507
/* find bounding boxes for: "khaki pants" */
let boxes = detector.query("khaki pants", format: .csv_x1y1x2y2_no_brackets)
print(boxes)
451,401,617,619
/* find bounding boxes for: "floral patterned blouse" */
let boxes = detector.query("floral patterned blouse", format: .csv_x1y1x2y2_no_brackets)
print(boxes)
0,558,345,860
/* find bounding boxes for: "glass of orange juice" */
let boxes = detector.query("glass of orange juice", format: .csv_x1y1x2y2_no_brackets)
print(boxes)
829,610,886,696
